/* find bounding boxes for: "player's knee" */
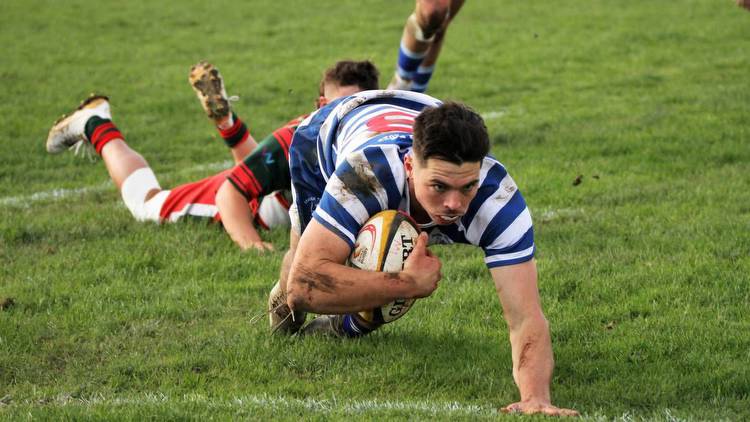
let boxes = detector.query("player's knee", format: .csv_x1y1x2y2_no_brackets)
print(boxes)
431,28,447,44
414,1,450,40
120,167,165,222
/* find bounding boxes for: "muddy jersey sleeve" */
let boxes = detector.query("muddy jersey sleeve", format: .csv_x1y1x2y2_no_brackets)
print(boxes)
312,145,407,247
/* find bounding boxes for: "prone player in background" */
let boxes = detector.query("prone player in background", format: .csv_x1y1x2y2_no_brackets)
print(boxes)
44,60,379,251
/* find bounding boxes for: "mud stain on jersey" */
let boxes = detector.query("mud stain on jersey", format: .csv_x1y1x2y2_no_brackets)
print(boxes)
337,163,379,198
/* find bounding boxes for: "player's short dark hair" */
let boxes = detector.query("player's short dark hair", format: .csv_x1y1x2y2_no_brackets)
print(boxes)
319,60,379,95
412,102,490,164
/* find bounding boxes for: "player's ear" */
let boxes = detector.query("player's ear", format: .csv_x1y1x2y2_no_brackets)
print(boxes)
316,96,328,108
404,154,413,176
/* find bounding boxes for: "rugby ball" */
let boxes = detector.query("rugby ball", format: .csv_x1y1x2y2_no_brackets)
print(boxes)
348,210,420,324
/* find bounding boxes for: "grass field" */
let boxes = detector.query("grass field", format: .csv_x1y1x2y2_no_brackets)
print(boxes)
1,0,749,419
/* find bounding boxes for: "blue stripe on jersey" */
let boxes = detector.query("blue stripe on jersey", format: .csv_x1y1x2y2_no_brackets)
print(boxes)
364,97,434,111
317,135,336,179
461,163,508,228
317,193,360,241
484,227,535,256
316,92,440,180
313,214,355,247
295,98,345,181
352,133,413,153
478,190,528,248
485,248,535,269
334,159,383,217
362,147,402,210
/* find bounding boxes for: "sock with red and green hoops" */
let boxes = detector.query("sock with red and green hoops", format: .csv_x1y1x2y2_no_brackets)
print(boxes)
84,116,124,155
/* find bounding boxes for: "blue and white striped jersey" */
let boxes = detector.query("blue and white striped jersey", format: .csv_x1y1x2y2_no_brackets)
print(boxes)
294,90,535,268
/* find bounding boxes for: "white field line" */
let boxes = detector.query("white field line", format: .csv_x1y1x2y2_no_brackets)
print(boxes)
482,110,506,120
13,394,692,420
23,393,496,417
537,207,586,223
0,160,233,208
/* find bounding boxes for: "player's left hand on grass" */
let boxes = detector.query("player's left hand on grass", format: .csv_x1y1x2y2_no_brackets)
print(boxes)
501,400,579,417
246,241,274,252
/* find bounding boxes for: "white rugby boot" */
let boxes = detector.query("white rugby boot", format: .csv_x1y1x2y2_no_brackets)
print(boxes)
46,94,111,155
189,61,235,120
268,280,306,334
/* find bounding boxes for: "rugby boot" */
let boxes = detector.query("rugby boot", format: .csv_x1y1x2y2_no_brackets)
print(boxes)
189,61,232,120
46,94,111,155
268,280,306,334
299,313,381,338
298,315,346,338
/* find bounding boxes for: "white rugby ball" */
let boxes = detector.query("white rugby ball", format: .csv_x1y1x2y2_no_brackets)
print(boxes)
348,210,420,324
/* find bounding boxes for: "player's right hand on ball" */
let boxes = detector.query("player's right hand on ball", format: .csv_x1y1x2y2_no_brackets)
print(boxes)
401,232,441,298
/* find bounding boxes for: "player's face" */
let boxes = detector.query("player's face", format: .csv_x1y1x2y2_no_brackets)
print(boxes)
406,156,481,225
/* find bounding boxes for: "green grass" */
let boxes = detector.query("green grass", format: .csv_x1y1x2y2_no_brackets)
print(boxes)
2,0,749,419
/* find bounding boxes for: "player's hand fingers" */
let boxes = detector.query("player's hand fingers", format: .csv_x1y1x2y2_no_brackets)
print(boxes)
414,231,429,254
501,402,578,417
553,407,579,417
500,403,521,414
250,241,274,252
405,232,429,263
539,406,579,416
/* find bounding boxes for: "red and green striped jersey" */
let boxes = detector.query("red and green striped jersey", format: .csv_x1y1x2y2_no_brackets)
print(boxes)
227,114,306,201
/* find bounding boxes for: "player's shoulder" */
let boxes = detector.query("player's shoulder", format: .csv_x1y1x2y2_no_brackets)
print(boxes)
465,156,526,227
284,113,309,128
341,141,410,171
332,90,442,118
478,155,511,186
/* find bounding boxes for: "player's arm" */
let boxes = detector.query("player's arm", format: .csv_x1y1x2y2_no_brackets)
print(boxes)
286,219,440,314
228,135,256,165
216,132,291,251
491,260,578,416
215,180,272,251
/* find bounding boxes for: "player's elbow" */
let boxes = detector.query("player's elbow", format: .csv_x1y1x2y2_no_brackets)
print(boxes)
285,264,315,312
507,309,549,336
285,284,308,312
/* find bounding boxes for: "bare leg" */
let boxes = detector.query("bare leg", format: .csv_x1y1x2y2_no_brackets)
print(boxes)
419,0,464,68
215,114,257,164
389,0,464,91
100,139,161,200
